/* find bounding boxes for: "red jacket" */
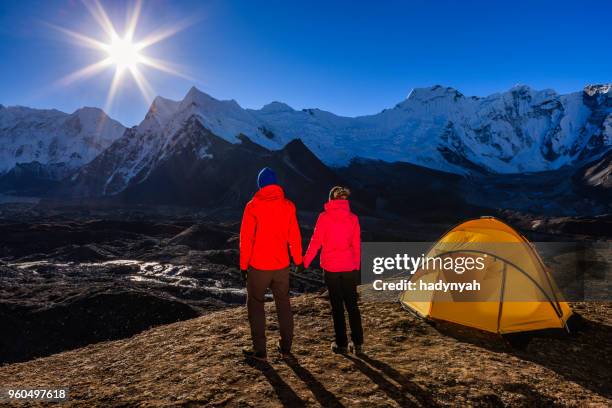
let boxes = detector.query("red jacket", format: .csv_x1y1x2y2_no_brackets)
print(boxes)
240,184,303,271
303,199,360,272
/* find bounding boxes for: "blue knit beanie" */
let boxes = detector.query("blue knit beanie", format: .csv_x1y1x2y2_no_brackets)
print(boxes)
257,167,277,189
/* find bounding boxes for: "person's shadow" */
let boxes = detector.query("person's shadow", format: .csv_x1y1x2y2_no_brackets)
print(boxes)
247,359,306,407
344,354,439,407
284,357,345,408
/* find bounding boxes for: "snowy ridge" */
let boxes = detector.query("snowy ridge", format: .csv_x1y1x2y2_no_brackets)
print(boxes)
4,83,611,197
0,105,125,174
123,84,611,177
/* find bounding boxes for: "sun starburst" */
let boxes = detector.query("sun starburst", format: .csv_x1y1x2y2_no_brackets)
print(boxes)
52,0,193,112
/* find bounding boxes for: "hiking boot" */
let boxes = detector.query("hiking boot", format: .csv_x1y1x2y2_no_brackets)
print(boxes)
242,347,267,362
277,340,294,360
348,341,364,355
331,342,348,354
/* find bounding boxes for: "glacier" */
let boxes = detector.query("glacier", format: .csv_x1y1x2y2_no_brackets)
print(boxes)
2,83,610,197
127,84,611,178
0,105,125,175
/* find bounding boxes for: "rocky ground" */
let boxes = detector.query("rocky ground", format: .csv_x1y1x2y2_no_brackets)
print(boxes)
0,294,610,407
1,204,609,365
0,203,610,406
0,209,325,364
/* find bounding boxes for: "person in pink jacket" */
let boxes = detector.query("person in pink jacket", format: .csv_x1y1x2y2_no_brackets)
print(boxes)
304,186,363,354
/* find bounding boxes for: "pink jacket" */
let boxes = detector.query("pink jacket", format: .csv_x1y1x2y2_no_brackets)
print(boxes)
303,199,361,272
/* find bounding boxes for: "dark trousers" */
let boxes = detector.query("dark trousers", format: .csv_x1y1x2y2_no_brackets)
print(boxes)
325,270,363,347
247,267,293,356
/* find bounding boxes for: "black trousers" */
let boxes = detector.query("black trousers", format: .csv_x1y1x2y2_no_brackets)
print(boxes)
324,270,363,347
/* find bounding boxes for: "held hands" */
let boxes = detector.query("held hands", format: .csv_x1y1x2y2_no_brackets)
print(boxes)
294,263,305,274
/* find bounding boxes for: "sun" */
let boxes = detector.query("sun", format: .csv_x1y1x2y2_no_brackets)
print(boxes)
51,0,193,111
104,36,143,73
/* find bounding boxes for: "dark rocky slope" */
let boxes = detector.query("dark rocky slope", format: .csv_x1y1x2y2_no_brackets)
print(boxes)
574,149,612,195
65,117,343,211
0,216,325,365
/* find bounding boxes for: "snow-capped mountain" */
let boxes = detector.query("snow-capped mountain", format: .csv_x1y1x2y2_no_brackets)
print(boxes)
94,84,610,188
6,83,611,201
264,84,611,173
67,115,341,209
0,105,125,175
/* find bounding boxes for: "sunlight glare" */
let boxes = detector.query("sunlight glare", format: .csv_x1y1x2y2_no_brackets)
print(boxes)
104,36,143,73
52,0,193,112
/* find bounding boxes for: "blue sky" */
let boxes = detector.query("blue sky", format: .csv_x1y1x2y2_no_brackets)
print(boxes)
0,0,610,126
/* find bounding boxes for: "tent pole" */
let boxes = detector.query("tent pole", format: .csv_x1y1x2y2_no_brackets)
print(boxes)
496,263,507,333
433,249,563,318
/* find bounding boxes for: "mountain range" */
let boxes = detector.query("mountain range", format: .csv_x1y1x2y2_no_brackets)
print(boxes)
0,105,125,173
0,105,125,193
1,84,610,214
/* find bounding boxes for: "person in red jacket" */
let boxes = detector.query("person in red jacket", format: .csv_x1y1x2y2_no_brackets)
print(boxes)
304,186,363,354
240,167,303,361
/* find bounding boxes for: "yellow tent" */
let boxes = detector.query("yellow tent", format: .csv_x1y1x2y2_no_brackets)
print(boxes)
399,217,572,334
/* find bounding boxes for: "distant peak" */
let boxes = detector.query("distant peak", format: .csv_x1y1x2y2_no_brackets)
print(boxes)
509,84,533,92
508,85,560,100
181,86,242,109
71,106,109,120
584,84,612,96
149,95,180,113
227,99,242,109
152,95,178,105
187,85,201,95
184,86,215,103
73,106,104,114
69,107,126,128
404,85,464,103
260,101,294,113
